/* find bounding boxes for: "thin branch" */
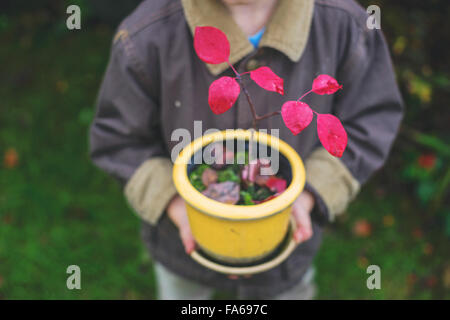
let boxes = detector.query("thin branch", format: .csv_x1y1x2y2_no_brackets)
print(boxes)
297,89,313,102
257,110,281,121
227,60,240,77
236,76,259,130
226,60,282,129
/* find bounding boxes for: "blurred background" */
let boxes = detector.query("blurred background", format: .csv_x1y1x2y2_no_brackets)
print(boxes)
0,0,448,299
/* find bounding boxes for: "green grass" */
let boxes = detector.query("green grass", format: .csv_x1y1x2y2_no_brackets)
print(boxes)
0,21,447,300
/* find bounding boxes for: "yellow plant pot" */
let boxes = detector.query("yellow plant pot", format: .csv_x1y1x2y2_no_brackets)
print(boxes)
173,129,305,264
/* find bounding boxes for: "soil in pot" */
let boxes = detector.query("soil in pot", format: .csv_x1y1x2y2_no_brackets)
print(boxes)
187,139,293,206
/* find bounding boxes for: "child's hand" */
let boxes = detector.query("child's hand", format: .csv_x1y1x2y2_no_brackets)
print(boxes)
292,190,315,244
231,190,316,281
167,195,196,254
167,190,314,267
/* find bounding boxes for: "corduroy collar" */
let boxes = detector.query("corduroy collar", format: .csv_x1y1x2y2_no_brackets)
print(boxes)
181,0,315,75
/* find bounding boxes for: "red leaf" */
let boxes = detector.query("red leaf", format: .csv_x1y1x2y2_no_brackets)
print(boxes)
208,76,240,114
316,113,348,157
194,26,230,64
312,74,342,95
266,177,287,193
250,66,284,95
281,101,313,135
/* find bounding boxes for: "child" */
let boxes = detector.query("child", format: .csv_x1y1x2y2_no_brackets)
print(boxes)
90,0,403,299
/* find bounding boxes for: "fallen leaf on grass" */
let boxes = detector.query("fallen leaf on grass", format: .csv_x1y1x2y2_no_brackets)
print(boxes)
56,80,69,93
425,275,437,288
2,213,13,224
353,219,372,237
382,215,395,227
422,243,433,256
4,148,19,169
406,273,417,287
412,228,423,240
357,256,369,269
443,265,450,289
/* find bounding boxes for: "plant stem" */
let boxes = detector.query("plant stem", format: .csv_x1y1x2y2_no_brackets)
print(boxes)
227,60,240,78
257,110,281,120
227,60,281,130
239,79,259,130
297,89,312,102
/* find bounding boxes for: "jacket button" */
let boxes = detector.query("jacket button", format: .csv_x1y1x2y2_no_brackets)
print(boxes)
174,100,181,108
246,59,260,71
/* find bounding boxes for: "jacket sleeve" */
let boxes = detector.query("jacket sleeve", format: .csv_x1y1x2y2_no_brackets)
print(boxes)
89,30,177,225
305,22,404,222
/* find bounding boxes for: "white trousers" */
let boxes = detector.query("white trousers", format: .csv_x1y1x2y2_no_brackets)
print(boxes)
155,262,316,300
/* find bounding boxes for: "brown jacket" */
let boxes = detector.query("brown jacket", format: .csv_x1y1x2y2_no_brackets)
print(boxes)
89,0,403,298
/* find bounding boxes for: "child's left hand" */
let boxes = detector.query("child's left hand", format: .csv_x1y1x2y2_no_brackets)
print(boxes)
291,190,315,244
228,191,315,280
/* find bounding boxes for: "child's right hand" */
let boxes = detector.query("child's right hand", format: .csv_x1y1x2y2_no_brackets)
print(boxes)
167,194,248,280
167,195,196,254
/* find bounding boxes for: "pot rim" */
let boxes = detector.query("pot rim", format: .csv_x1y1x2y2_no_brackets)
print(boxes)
172,129,305,220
